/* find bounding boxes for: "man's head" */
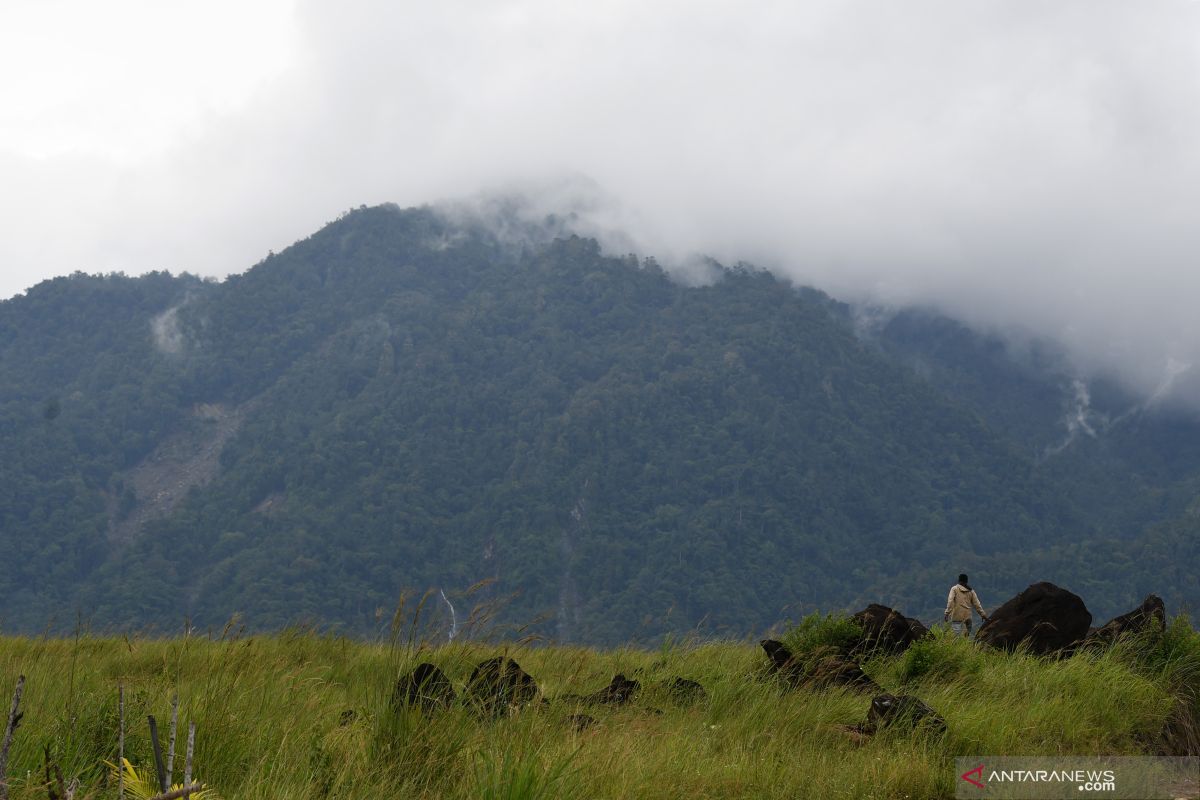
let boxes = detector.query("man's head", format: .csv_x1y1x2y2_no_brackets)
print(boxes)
958,573,969,586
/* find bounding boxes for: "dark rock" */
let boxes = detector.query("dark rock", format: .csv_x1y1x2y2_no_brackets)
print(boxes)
859,693,946,736
976,582,1092,655
557,674,641,706
566,713,597,732
1088,595,1166,645
836,723,873,745
1157,699,1200,756
851,604,930,654
585,674,641,706
662,677,707,706
392,663,456,712
807,655,882,694
760,639,797,672
465,656,540,716
759,639,878,693
759,639,806,687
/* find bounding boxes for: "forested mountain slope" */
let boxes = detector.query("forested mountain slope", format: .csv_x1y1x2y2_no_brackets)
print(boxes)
0,204,1193,641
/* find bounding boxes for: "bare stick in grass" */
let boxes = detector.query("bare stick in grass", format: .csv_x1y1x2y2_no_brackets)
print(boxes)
148,716,169,793
166,694,179,783
118,685,125,800
0,674,25,800
183,722,195,788
43,744,67,800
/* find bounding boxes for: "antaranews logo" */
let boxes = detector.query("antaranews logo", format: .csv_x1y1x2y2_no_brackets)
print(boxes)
959,764,1115,795
955,756,1197,799
960,763,985,789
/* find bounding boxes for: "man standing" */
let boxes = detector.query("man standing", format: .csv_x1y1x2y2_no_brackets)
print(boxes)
944,573,989,636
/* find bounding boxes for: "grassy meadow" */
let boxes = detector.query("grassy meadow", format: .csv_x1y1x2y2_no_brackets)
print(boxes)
0,616,1197,799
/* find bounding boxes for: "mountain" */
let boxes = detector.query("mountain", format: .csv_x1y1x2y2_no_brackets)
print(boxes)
0,203,1195,642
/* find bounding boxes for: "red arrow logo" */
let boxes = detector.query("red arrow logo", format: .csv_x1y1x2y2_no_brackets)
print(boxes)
961,764,985,789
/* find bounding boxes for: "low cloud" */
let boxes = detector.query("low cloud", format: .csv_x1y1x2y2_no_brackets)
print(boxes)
5,0,1200,405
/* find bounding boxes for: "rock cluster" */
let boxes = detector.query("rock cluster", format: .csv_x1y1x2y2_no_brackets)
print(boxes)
392,657,707,727
759,639,881,693
386,585,1170,749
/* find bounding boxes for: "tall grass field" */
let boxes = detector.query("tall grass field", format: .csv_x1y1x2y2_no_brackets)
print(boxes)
0,615,1197,799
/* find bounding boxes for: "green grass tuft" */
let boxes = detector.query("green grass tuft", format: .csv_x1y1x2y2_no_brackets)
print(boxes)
779,612,863,663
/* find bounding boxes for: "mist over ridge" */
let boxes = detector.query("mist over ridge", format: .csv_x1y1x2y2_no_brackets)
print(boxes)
5,1,1200,411
433,182,1200,416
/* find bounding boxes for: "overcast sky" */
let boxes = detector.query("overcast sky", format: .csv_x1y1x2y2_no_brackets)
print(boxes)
3,0,1200,401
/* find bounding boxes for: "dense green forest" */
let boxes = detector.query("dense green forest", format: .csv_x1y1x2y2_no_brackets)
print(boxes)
1,204,1197,643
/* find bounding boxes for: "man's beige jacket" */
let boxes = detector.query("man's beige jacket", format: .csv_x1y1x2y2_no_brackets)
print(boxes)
945,584,986,622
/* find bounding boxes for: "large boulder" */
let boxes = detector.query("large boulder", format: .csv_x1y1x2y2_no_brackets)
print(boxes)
976,582,1091,655
465,656,540,716
1088,594,1166,645
851,604,930,654
391,663,456,712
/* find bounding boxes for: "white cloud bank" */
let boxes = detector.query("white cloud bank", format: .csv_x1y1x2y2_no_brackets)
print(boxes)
3,0,1200,401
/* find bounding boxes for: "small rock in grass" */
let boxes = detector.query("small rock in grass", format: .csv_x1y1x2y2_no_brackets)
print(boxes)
465,656,540,717
392,663,456,712
806,655,882,694
859,693,946,736
567,713,597,732
661,677,707,706
584,674,641,706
